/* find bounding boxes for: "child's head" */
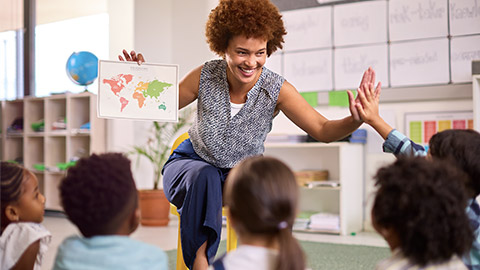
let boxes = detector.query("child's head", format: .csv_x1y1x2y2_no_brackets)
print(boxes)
428,129,480,197
225,156,305,270
1,162,45,232
60,153,139,237
372,157,472,266
206,0,286,58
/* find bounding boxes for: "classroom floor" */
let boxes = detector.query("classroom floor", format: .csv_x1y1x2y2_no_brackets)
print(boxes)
41,214,388,270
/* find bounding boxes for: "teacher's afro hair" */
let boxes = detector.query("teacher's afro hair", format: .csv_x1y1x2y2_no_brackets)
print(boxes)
206,0,287,57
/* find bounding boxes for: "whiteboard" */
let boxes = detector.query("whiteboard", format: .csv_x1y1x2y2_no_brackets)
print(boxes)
334,44,388,90
282,6,332,51
450,0,480,36
389,0,448,42
283,49,332,92
265,52,283,76
333,0,387,46
451,35,480,83
390,38,449,87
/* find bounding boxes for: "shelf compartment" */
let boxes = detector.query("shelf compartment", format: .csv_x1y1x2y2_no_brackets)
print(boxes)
69,135,90,161
4,137,23,163
24,136,44,171
45,136,66,171
69,95,91,130
264,144,340,180
24,97,45,133
4,100,24,136
44,173,65,211
45,97,67,133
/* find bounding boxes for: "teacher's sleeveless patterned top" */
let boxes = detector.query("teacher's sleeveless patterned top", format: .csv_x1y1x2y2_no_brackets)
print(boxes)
188,59,285,168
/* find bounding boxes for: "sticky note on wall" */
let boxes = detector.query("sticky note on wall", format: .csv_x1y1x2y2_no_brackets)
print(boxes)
328,90,356,107
300,92,318,107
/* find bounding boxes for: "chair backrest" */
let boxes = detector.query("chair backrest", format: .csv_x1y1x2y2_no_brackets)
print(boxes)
170,132,190,155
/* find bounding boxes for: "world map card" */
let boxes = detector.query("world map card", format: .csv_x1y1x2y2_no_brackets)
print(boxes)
98,60,179,122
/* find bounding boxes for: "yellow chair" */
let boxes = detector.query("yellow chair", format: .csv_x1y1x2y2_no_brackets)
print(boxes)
169,132,238,270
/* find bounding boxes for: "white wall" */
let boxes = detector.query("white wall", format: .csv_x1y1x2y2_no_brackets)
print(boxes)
107,0,216,189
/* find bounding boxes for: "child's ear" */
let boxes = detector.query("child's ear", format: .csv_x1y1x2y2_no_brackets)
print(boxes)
5,205,20,222
129,206,141,233
225,208,238,232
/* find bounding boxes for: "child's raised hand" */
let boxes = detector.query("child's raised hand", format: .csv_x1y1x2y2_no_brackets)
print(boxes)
356,81,382,125
118,49,145,65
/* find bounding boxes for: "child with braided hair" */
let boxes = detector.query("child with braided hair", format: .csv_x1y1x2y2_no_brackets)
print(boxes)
1,161,51,270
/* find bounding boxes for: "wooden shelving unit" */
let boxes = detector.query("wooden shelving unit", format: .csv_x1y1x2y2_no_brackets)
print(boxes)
264,142,364,235
1,92,106,211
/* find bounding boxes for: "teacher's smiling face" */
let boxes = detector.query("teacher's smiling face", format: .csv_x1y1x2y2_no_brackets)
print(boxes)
225,35,267,87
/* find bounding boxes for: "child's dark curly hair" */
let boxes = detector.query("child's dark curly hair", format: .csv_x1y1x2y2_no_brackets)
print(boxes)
60,153,137,237
373,157,472,266
429,129,480,198
206,0,286,57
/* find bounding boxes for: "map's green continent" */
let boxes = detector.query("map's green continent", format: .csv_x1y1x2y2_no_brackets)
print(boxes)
143,80,173,99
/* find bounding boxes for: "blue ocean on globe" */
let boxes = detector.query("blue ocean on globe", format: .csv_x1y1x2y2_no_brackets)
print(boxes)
66,51,99,86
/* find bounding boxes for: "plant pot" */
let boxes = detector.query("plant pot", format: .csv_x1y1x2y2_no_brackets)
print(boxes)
138,189,170,226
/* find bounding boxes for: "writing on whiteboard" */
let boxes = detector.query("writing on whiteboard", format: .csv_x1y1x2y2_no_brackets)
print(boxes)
342,55,378,73
451,49,480,62
341,16,369,31
289,60,329,76
450,0,480,20
288,16,321,33
391,52,438,70
390,0,446,24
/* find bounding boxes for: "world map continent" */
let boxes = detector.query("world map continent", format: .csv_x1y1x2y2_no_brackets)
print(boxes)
102,74,172,112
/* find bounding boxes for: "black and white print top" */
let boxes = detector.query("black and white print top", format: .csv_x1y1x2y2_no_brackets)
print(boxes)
188,59,285,168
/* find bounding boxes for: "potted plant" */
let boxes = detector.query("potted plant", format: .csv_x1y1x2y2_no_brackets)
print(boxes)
129,107,194,226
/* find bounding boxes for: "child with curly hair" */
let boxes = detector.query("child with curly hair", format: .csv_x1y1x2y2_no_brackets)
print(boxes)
120,0,379,268
356,84,480,269
373,157,472,269
53,153,167,270
1,161,51,270
210,156,305,270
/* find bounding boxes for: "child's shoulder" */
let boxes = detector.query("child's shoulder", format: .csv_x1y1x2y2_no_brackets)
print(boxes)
0,222,51,270
1,222,51,243
56,235,167,269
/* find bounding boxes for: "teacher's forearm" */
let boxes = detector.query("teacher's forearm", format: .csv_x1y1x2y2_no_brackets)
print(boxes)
314,116,362,143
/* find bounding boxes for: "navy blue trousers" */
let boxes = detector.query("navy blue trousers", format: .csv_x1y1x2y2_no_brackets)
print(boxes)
162,139,230,269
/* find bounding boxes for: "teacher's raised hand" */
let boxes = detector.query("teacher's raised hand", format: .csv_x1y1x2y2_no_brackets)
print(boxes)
118,49,145,65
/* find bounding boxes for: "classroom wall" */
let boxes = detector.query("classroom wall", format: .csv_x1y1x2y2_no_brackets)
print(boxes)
107,0,475,230
107,0,216,189
271,97,473,231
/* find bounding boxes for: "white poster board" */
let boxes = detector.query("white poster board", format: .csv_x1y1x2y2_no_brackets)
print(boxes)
390,38,449,87
450,0,480,36
265,52,283,76
389,0,448,41
333,0,387,46
334,44,388,90
282,6,332,51
451,35,480,83
283,49,332,92
98,60,179,121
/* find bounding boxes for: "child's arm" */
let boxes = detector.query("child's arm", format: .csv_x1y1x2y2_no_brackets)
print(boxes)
356,84,428,157
11,240,40,270
354,82,392,139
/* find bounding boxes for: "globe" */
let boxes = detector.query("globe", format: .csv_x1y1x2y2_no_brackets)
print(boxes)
66,51,99,88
